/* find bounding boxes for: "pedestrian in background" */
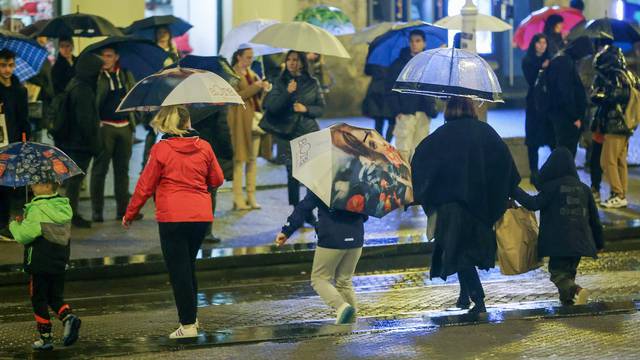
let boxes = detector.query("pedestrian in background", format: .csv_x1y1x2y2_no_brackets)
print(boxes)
90,47,139,222
55,54,103,229
411,97,521,314
275,190,367,324
386,30,438,163
263,50,324,223
522,33,554,185
546,36,592,157
543,14,565,56
9,180,81,350
123,105,224,339
0,49,30,237
155,25,180,66
51,37,76,95
362,62,394,142
513,148,603,306
228,46,270,210
591,45,634,208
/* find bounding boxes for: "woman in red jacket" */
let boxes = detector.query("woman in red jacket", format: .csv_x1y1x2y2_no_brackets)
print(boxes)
122,105,224,339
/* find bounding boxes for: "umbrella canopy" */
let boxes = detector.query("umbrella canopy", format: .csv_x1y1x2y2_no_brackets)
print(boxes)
0,29,48,82
117,67,243,112
165,55,230,78
366,21,448,67
251,21,350,58
124,15,192,40
351,22,398,45
218,19,285,63
291,123,413,218
81,36,168,80
434,14,512,32
393,47,502,102
568,18,640,44
19,19,49,38
39,12,123,38
0,142,83,187
514,6,584,50
294,5,355,36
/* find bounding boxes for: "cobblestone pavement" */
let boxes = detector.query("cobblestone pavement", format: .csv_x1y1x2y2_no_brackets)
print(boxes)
0,250,639,358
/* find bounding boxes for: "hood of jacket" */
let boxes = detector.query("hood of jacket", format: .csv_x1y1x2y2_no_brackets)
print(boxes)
565,36,594,61
160,130,203,154
538,147,579,184
26,194,73,224
74,53,104,85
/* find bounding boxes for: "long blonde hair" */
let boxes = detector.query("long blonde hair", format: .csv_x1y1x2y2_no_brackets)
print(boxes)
150,105,191,135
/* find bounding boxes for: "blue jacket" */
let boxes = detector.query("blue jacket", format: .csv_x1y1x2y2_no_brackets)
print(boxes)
281,192,368,249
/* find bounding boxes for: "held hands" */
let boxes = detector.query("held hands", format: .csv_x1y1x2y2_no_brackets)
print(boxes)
293,102,308,113
275,233,288,247
287,79,297,93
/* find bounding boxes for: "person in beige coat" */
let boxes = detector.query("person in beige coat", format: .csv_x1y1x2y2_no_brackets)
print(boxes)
228,47,271,210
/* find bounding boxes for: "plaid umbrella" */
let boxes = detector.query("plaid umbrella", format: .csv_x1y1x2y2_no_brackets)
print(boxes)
0,29,48,82
0,142,83,187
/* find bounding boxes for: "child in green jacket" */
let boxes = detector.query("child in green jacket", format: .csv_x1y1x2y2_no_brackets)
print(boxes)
9,182,81,351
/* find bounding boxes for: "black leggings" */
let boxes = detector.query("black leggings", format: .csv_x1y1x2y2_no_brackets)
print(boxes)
159,222,209,325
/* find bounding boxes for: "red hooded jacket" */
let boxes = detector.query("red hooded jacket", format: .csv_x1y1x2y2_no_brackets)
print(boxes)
125,135,223,222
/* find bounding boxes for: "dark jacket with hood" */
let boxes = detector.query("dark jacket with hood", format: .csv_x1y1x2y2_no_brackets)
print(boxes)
362,64,392,119
0,74,29,143
411,116,521,280
262,70,324,140
386,47,438,119
547,36,592,128
192,106,234,180
96,65,138,130
51,54,76,95
591,46,633,136
522,37,553,147
282,191,368,249
514,148,604,258
56,54,103,154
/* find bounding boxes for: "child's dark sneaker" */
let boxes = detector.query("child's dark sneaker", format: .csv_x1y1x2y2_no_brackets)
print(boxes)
32,333,53,351
62,314,81,346
573,286,590,305
335,303,355,325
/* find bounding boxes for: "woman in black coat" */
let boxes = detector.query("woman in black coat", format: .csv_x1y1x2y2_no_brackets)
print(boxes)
522,33,554,184
263,50,325,211
411,97,521,314
362,64,393,141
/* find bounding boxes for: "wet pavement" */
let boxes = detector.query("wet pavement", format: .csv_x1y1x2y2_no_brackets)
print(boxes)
0,249,639,359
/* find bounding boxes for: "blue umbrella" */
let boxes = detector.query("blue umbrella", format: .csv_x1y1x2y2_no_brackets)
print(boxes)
0,29,48,82
366,21,448,67
82,36,168,80
125,15,192,40
0,142,83,187
393,47,503,102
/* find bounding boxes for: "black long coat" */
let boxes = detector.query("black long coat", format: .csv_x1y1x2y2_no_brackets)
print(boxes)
513,148,604,258
522,53,554,147
361,64,392,119
51,54,76,95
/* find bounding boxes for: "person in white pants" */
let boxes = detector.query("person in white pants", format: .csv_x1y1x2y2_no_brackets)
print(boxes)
386,29,439,162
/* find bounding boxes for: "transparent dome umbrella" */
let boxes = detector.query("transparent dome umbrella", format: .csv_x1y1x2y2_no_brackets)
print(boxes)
393,47,502,103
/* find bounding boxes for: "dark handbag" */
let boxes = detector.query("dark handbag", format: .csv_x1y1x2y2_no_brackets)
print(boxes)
259,111,299,140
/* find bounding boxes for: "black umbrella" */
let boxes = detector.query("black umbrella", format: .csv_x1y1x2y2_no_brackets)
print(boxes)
19,19,50,38
39,12,123,38
124,15,192,40
81,36,168,80
568,18,640,43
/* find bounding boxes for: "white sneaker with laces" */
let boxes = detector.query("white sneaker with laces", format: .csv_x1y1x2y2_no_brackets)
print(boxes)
169,324,198,339
601,196,628,209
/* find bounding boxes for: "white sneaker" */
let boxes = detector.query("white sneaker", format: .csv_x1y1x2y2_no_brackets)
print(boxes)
169,324,198,339
573,287,590,305
600,196,628,209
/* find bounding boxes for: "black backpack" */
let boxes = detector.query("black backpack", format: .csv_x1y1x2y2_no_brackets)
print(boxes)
45,85,75,143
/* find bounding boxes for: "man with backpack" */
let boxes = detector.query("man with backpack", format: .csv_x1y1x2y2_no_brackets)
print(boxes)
52,54,104,228
546,36,593,158
591,45,636,208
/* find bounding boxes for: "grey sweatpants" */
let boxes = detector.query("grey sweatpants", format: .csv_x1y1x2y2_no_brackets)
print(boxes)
310,246,362,310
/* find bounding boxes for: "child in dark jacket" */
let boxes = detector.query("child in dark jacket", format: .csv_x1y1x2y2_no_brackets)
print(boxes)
276,191,368,324
9,182,81,351
513,148,604,306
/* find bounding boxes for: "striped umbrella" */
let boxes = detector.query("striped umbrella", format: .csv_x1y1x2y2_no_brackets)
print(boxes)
117,67,243,112
0,29,48,82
